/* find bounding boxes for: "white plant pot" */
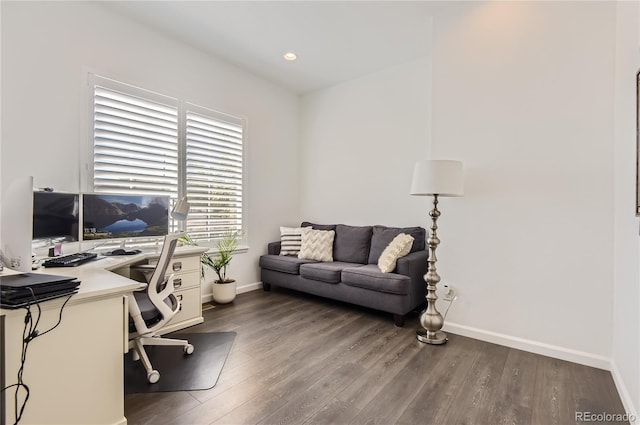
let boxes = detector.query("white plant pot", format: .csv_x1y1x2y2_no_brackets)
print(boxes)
212,279,237,304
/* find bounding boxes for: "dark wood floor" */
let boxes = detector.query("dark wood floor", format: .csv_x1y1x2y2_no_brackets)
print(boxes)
125,288,627,425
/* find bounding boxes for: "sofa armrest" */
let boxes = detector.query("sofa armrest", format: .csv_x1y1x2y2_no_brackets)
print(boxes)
396,250,428,278
396,250,428,306
267,241,281,255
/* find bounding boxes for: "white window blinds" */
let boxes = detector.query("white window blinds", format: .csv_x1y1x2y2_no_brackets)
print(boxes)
93,84,179,198
185,108,244,240
89,75,245,243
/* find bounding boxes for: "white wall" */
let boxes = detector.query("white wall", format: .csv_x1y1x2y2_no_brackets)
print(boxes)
0,1,300,295
612,0,640,419
300,57,431,226
430,1,615,365
301,1,621,368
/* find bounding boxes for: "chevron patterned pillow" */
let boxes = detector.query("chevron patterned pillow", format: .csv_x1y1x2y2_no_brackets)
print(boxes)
298,227,335,262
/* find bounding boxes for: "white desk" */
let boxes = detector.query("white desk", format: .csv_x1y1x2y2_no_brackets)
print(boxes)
104,247,207,335
0,246,206,425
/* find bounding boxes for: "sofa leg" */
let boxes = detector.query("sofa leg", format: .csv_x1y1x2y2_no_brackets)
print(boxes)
393,314,405,327
262,282,271,292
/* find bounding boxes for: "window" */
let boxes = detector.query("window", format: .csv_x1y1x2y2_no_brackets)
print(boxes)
92,84,179,197
185,107,244,240
88,75,245,243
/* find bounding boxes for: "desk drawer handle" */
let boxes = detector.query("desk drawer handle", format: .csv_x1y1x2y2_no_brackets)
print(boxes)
177,294,183,311
173,278,182,288
172,262,182,271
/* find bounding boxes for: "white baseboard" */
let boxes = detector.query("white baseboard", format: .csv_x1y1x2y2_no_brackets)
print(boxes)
201,281,262,304
200,286,609,370
201,283,637,418
443,321,611,370
610,359,640,424
237,281,262,294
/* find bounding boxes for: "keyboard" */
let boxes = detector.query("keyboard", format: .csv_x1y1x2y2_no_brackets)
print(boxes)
42,252,98,268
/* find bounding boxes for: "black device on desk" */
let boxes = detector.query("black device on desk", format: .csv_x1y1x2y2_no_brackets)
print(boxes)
0,273,80,308
42,252,98,268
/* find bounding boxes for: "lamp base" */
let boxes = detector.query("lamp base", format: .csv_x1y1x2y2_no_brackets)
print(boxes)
416,329,448,345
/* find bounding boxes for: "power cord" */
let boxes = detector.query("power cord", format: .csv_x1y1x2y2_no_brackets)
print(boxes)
441,294,457,321
0,289,73,424
438,284,458,322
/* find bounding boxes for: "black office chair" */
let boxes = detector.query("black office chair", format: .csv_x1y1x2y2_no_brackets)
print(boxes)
128,232,194,384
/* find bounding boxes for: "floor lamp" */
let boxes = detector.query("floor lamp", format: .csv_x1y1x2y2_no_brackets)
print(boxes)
410,160,464,345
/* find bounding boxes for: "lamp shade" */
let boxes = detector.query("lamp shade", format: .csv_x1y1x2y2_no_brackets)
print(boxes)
171,196,190,220
410,160,464,197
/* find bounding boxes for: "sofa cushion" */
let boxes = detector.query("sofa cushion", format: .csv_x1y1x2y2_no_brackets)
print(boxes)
279,226,303,256
301,221,337,232
259,254,316,275
341,264,412,295
333,224,373,264
378,233,414,273
298,227,335,262
368,225,426,265
300,262,364,284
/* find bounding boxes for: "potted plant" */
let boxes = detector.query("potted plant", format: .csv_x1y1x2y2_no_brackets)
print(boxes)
180,232,239,304
208,232,238,303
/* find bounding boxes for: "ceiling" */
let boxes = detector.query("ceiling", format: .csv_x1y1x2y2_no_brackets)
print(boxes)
100,1,455,94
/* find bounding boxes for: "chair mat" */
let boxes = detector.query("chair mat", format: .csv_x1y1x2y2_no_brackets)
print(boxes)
124,331,236,393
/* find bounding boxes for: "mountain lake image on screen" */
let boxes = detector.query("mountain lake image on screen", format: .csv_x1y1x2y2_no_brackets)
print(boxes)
82,194,169,240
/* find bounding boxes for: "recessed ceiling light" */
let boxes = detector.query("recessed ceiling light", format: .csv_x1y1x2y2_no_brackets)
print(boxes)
283,52,297,61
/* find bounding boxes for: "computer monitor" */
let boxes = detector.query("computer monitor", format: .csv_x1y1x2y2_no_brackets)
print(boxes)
32,191,79,242
1,176,34,272
82,193,169,240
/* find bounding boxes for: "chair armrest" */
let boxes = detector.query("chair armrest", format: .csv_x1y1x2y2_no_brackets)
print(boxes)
130,264,155,272
130,263,156,283
267,241,281,255
130,282,148,291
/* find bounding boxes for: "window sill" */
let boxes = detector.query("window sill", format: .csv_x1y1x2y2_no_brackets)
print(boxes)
201,244,249,255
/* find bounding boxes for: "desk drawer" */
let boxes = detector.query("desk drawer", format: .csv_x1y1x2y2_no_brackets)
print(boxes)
149,255,200,273
169,269,200,291
170,287,201,327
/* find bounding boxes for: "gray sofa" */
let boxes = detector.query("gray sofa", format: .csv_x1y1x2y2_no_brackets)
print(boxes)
259,222,428,326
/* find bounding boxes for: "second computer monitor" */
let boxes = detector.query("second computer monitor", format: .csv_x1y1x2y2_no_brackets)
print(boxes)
33,191,80,242
82,193,170,240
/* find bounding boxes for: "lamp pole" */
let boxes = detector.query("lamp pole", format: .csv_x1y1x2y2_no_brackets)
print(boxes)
416,194,447,345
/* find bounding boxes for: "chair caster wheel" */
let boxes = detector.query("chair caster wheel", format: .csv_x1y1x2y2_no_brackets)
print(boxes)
147,370,160,384
184,344,194,355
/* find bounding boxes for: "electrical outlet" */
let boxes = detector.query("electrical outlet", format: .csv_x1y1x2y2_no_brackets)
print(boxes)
442,284,456,301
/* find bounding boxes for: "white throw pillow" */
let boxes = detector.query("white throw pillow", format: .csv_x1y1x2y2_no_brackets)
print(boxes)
279,226,303,256
378,233,414,273
298,227,335,262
